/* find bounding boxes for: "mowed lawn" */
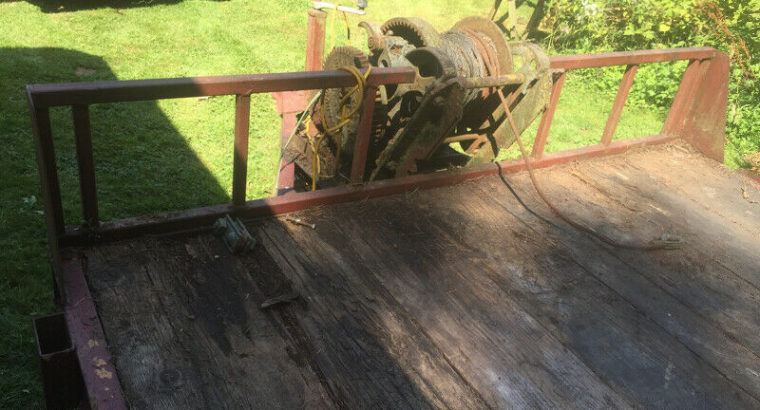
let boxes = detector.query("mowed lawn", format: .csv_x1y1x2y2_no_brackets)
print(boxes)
0,1,666,407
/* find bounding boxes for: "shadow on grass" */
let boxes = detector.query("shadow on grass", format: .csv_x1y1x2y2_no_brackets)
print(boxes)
11,47,231,225
19,0,227,13
1,46,229,407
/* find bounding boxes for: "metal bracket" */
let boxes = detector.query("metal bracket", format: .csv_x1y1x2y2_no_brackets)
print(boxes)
213,215,256,254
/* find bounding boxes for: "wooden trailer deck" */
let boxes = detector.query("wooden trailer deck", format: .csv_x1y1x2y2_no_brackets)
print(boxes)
77,142,760,409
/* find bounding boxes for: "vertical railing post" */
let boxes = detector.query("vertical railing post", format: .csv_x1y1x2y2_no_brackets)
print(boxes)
274,8,326,196
662,59,706,136
532,70,566,158
350,85,378,184
305,9,327,72
72,105,99,227
30,105,65,236
28,92,65,300
232,94,251,206
601,64,638,146
680,54,729,162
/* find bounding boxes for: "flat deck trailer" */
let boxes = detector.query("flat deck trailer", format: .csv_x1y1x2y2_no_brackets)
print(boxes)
75,143,760,410
27,17,760,409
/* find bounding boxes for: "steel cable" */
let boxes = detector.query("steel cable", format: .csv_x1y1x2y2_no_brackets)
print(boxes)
462,28,682,250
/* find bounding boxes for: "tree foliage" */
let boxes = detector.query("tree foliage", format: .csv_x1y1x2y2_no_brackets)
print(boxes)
542,0,760,168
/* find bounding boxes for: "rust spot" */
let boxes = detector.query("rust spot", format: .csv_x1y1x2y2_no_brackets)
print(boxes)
95,368,113,379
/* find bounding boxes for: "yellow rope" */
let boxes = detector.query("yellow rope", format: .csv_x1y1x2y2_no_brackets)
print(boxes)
327,6,337,51
343,11,351,47
325,4,353,49
308,65,372,191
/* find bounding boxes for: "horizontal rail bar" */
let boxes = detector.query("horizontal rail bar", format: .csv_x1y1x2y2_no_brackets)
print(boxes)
27,67,416,108
31,46,713,108
549,47,717,70
443,134,479,143
60,133,678,246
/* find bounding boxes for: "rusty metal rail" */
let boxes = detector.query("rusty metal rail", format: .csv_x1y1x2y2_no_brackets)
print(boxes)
549,47,717,70
27,67,415,268
28,46,728,267
532,46,722,159
27,68,415,107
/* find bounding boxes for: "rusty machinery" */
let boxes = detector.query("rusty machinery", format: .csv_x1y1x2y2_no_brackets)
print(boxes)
283,15,551,189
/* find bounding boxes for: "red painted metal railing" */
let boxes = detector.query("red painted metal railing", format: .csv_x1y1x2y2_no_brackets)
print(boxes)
27,68,416,266
27,47,727,260
531,46,720,159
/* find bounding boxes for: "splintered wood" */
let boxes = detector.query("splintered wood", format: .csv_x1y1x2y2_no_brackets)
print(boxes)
85,142,760,409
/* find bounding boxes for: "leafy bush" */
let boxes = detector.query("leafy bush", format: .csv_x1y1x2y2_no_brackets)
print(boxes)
541,0,760,168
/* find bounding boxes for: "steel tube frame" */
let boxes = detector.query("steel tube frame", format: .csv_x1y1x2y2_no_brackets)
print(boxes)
233,94,252,206
28,68,415,108
28,47,729,253
549,47,716,69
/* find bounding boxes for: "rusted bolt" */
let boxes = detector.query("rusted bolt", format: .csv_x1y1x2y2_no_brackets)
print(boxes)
286,216,316,229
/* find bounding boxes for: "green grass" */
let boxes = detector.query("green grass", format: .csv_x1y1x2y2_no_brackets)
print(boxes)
0,1,678,407
500,66,670,160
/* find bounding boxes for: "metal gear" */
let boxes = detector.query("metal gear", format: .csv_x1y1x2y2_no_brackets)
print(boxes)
293,15,552,189
319,46,370,159
380,17,440,48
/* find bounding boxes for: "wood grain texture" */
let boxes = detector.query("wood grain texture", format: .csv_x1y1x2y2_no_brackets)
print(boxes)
294,209,632,408
83,141,760,409
87,237,330,409
258,220,490,409
467,142,760,402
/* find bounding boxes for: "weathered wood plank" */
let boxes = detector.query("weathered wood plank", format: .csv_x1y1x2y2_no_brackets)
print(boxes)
258,219,490,409
84,143,760,409
285,202,633,409
625,145,760,236
554,156,760,355
575,145,760,262
86,237,331,409
468,157,760,400
87,243,211,409
434,181,759,409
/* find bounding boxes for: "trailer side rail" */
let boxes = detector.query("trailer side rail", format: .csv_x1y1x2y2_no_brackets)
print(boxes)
28,47,727,265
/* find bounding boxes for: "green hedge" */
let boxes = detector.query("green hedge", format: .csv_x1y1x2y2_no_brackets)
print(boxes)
542,0,760,169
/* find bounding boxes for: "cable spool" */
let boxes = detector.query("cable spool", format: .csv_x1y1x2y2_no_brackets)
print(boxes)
285,14,552,189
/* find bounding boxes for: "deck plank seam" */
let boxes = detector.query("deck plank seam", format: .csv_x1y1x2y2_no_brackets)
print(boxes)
324,204,631,408
317,223,496,410
411,206,640,408
604,158,760,292
256,227,348,409
476,176,760,401
263,221,494,409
